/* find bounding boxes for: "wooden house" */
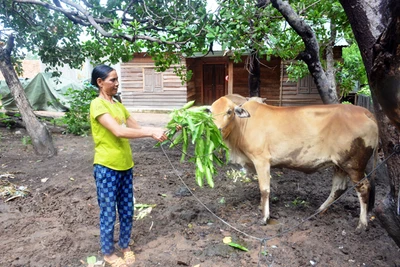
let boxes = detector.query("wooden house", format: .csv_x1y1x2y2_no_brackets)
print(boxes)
120,48,343,111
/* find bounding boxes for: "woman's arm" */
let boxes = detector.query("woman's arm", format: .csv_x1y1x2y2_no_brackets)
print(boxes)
126,115,141,129
97,113,167,141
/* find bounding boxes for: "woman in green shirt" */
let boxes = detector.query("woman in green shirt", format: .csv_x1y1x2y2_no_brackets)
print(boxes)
90,64,167,267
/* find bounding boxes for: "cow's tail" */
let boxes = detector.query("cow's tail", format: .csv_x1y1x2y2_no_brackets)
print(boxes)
368,147,378,212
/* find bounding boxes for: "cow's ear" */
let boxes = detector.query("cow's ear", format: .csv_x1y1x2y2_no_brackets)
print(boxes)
234,106,250,118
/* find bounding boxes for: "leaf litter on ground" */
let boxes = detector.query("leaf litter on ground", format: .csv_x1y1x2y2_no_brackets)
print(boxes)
0,174,30,202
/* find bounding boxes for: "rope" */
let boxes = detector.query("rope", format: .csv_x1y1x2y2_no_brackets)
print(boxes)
160,144,264,242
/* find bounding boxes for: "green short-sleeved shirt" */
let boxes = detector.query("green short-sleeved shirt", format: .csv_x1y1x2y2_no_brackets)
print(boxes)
90,97,134,170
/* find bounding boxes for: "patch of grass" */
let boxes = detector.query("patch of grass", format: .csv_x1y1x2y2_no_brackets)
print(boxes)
291,197,309,207
21,136,32,146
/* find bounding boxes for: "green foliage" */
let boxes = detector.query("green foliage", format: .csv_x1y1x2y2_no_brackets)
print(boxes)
0,114,11,128
2,0,364,92
2,0,370,106
1,1,86,75
0,98,5,120
341,101,352,105
61,82,98,136
86,256,96,265
357,86,371,97
1,0,210,80
0,108,14,129
21,136,31,146
214,0,364,96
79,0,211,79
160,101,230,188
286,61,310,81
214,0,351,63
336,43,369,97
291,197,309,207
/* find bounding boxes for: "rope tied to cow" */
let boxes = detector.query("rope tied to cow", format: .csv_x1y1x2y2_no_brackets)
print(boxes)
160,141,399,266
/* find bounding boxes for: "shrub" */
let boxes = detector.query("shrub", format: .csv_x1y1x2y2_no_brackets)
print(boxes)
62,82,98,136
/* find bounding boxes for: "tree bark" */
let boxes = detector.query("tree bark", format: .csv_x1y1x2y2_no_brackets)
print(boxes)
0,35,57,157
270,0,339,104
325,23,337,98
340,0,400,247
248,49,261,97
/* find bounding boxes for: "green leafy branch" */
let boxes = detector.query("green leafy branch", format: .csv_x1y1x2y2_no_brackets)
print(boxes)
160,101,230,188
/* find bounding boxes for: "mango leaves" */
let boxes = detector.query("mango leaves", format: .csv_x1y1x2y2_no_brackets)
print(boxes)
161,101,229,188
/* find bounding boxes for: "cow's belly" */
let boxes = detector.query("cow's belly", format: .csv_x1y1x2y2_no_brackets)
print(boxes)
269,146,335,173
271,158,334,173
229,141,338,174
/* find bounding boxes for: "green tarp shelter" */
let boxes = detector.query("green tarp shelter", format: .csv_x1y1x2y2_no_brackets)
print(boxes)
0,72,84,112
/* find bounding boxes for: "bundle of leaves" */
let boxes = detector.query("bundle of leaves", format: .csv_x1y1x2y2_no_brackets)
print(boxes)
161,101,229,188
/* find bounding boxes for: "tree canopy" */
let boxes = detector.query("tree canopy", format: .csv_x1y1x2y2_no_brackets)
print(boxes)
2,0,212,80
2,0,364,91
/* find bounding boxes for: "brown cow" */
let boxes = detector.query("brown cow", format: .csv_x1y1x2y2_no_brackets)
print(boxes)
210,95,379,230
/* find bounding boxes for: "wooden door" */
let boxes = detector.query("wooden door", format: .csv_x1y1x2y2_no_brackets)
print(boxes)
203,64,226,105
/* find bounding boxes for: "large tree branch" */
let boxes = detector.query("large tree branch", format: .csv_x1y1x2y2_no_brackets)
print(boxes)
270,0,338,104
2,34,15,64
14,0,194,48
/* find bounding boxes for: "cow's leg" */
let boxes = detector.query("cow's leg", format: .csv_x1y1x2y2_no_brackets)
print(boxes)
346,169,371,231
254,161,271,224
318,166,348,212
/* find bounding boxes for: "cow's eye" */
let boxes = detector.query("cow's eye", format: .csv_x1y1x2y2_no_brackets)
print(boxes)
226,109,232,115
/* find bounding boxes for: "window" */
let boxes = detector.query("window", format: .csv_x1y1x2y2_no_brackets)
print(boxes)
143,68,163,92
298,75,318,94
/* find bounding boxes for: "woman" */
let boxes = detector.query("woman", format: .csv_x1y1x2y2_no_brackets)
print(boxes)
90,64,167,267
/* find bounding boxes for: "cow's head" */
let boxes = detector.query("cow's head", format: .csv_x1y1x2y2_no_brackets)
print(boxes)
210,96,250,139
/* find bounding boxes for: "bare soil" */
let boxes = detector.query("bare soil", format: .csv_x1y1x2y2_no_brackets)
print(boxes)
0,112,399,267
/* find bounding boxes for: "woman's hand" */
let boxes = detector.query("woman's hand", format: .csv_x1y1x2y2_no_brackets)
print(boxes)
152,128,168,142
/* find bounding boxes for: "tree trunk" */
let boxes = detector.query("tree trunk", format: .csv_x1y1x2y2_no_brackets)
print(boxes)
270,0,339,104
0,35,57,157
340,0,400,247
325,23,337,98
247,50,261,97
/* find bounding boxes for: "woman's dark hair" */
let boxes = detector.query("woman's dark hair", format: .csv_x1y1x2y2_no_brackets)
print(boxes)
91,65,115,88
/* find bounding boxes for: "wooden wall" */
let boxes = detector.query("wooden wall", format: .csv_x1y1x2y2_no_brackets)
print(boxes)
280,62,323,106
120,53,330,110
227,57,323,107
120,53,188,110
230,56,281,105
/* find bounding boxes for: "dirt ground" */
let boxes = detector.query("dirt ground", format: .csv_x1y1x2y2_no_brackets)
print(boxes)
0,112,399,267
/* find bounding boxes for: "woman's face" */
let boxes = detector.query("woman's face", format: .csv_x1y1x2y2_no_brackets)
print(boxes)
98,70,119,96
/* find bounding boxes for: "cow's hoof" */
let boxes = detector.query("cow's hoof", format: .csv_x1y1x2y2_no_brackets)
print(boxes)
259,218,268,225
355,223,368,234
